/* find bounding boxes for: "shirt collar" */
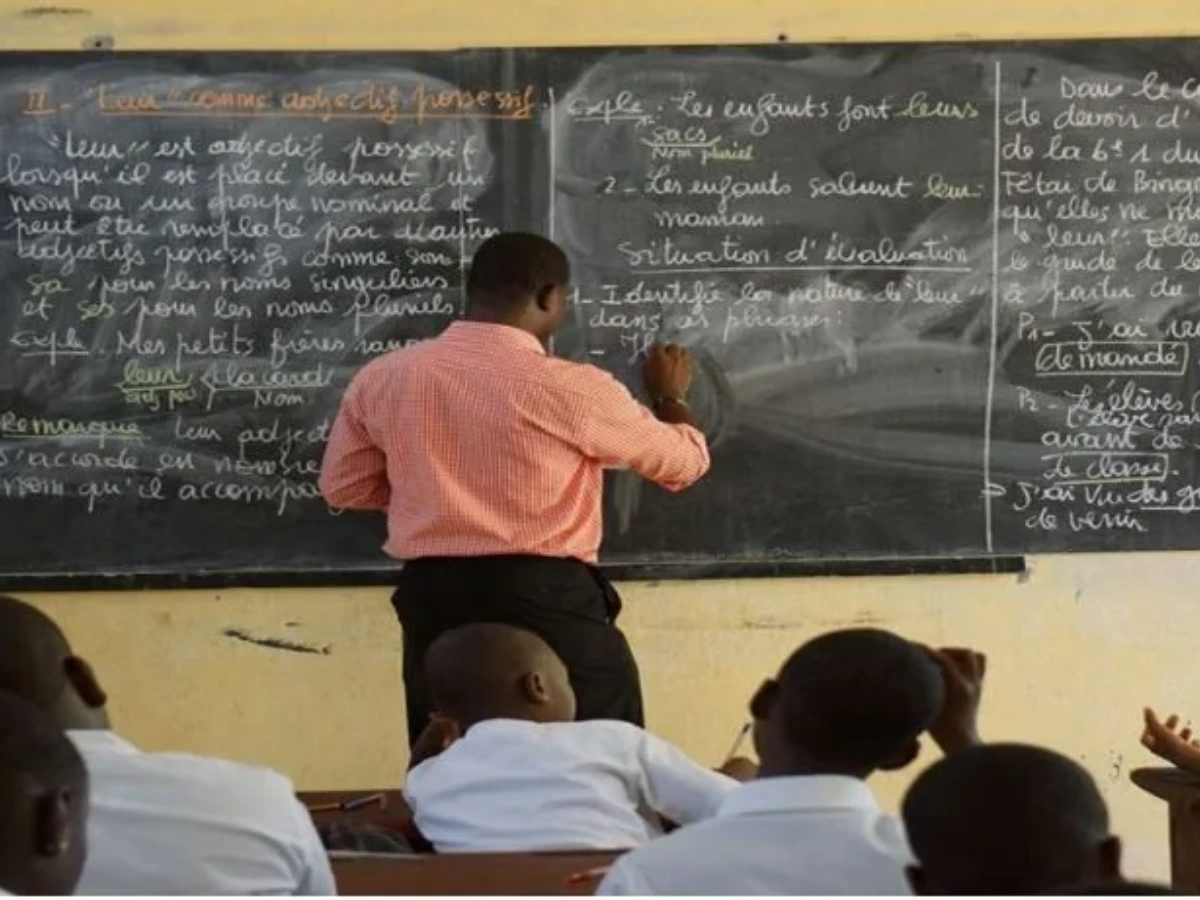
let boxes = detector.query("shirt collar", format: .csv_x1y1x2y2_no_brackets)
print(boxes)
717,775,881,819
67,729,140,755
462,719,539,739
442,321,547,356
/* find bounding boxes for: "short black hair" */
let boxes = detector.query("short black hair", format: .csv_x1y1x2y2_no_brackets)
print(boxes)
0,596,73,710
772,629,944,770
0,690,86,797
425,623,560,723
903,743,1111,895
466,232,569,312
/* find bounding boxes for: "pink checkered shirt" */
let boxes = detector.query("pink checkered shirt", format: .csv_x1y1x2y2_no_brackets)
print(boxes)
319,322,710,563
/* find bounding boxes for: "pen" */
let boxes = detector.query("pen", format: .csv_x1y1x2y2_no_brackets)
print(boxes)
724,722,752,762
305,792,387,814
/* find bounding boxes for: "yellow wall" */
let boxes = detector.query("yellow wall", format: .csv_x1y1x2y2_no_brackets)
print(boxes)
4,0,1199,883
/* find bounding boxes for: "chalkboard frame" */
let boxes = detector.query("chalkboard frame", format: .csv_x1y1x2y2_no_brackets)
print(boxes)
0,555,1026,592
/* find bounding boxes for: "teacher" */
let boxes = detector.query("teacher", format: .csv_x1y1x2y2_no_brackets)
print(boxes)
320,232,711,746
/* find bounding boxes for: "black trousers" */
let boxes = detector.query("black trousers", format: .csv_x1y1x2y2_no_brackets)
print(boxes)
392,555,644,747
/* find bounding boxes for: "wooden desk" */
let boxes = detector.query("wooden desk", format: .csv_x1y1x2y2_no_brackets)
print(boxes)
299,790,411,831
1131,767,1200,893
330,850,621,896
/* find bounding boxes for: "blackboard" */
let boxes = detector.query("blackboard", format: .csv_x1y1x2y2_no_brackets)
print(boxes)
7,40,1200,585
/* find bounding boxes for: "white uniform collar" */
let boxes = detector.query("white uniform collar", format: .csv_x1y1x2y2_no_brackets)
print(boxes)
67,730,140,755
718,775,880,819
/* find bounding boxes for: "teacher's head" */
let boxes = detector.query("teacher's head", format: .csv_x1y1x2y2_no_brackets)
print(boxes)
466,232,571,343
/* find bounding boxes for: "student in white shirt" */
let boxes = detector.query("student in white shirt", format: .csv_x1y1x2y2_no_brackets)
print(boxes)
403,623,742,852
903,743,1123,895
0,693,88,896
599,630,986,896
0,596,335,896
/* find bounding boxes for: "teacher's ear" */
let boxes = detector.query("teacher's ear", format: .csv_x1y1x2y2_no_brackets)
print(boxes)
534,282,568,333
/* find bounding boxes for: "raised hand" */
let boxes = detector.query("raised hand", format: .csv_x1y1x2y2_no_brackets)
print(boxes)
1142,707,1200,775
926,647,986,754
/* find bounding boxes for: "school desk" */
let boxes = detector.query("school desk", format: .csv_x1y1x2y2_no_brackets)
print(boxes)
330,850,620,896
1131,767,1200,893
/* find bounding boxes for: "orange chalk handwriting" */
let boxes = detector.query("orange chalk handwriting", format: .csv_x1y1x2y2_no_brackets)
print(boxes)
280,83,403,123
184,90,271,113
410,83,537,121
94,84,161,113
22,86,53,116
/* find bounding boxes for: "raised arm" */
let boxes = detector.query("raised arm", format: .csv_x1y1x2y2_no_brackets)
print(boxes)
1141,708,1200,775
570,346,711,492
925,647,987,754
318,376,390,511
635,730,737,826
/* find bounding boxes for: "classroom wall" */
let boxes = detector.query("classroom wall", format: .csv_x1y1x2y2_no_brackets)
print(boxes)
5,0,1200,882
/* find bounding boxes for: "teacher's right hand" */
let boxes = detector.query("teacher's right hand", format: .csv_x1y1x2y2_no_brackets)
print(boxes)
642,344,694,401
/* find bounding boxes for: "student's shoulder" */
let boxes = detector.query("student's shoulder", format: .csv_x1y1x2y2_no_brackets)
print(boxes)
133,750,302,815
548,719,650,752
601,816,727,889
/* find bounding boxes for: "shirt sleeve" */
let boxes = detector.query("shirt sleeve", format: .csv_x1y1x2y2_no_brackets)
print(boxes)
319,374,390,511
597,854,653,896
289,798,337,896
569,370,711,492
634,731,737,826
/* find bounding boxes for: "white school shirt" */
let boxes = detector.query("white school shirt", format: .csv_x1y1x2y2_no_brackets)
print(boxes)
598,775,913,896
69,731,335,896
403,719,736,852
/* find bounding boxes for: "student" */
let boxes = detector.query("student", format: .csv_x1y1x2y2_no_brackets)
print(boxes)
320,231,712,745
903,743,1121,895
402,623,740,852
0,693,88,896
0,596,335,896
598,630,977,896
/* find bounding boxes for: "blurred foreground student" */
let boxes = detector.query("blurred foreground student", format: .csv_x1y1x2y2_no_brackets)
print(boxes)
0,596,334,896
903,743,1122,895
598,630,982,895
403,623,741,852
0,693,88,896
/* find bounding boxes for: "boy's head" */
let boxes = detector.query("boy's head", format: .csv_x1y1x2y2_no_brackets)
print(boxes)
903,743,1120,895
750,628,944,778
0,692,89,896
466,232,570,342
424,624,576,729
0,596,109,732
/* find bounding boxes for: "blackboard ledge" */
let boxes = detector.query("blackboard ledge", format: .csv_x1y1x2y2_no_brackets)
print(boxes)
0,556,1025,592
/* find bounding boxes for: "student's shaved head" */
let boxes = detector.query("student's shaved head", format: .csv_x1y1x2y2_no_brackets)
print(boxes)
0,596,108,731
0,596,73,709
0,692,89,895
903,744,1120,895
425,624,575,727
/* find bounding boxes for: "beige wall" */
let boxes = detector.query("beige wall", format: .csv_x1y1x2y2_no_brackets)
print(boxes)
4,0,1199,883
